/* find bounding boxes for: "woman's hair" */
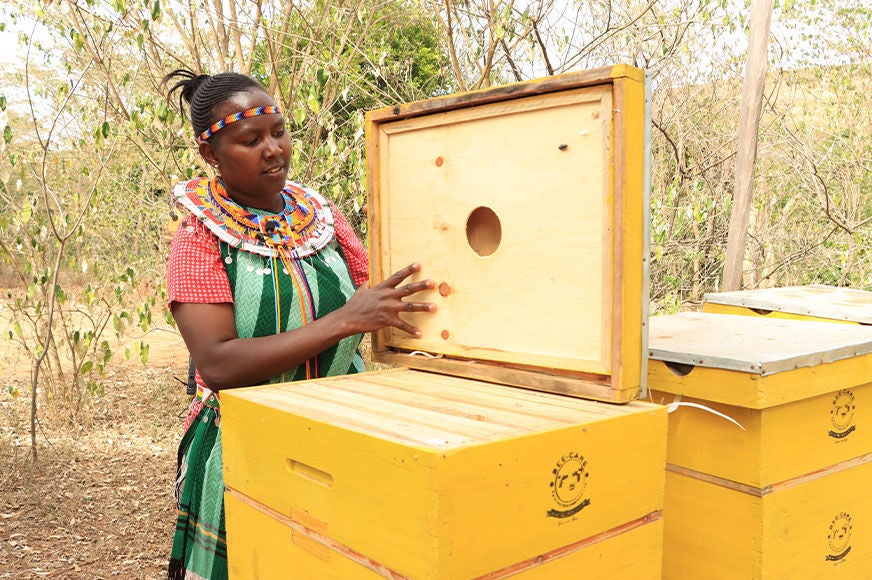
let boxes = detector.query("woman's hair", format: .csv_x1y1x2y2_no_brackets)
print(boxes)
162,69,264,139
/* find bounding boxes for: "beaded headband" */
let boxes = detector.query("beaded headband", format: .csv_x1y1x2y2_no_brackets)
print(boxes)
198,105,282,141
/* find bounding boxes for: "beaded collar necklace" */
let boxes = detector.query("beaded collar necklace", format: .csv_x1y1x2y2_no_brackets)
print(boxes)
173,176,335,383
208,178,308,244
173,177,335,259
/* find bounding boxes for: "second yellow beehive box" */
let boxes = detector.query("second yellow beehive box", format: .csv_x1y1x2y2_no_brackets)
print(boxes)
648,312,872,578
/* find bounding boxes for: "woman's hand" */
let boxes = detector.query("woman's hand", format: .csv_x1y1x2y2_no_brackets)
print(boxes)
337,262,437,337
173,262,436,389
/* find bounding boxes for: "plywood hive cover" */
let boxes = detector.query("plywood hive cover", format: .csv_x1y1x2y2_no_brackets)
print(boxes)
365,65,648,403
649,312,872,375
648,312,872,408
703,284,872,324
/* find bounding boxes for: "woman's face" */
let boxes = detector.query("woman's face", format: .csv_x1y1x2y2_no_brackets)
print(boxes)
199,88,292,211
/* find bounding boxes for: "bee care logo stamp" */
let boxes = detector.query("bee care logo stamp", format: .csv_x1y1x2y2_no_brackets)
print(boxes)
547,452,590,519
826,512,852,562
829,389,856,440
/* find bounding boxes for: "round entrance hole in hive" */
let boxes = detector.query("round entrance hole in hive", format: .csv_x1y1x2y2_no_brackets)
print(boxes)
465,206,501,257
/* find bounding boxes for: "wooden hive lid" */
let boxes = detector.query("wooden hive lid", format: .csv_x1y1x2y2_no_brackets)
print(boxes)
365,65,648,403
703,285,872,324
649,312,872,376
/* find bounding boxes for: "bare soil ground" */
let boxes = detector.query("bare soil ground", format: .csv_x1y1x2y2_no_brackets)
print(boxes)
0,325,191,578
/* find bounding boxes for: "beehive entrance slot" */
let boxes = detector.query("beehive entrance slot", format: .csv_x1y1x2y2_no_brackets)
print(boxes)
664,361,695,377
466,206,502,257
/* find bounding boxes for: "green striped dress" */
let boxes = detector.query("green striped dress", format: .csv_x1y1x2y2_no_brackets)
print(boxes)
167,177,366,579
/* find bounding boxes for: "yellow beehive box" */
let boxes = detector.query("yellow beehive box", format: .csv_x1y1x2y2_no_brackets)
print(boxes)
703,284,872,324
365,65,648,403
648,312,872,578
221,368,666,579
664,462,872,578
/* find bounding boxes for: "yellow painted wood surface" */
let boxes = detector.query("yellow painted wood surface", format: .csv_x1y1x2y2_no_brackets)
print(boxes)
225,490,386,580
365,65,646,403
221,368,666,579
650,383,872,487
226,489,663,580
227,487,663,580
611,75,646,397
648,354,872,410
663,460,872,579
509,518,662,580
648,314,872,408
703,285,872,325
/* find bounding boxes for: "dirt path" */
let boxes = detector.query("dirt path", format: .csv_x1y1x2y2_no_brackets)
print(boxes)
0,322,191,579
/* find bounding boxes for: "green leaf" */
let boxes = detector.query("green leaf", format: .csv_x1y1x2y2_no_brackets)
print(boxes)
157,100,169,122
139,342,150,365
19,202,31,225
306,91,321,115
101,121,110,138
12,322,22,337
100,341,112,363
293,107,306,126
3,125,12,144
80,360,93,374
151,0,161,21
0,95,6,111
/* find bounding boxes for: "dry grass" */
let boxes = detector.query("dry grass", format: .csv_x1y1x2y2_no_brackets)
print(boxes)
0,332,190,579
0,295,393,578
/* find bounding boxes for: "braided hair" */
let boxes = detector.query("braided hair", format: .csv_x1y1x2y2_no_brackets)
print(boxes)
162,69,264,140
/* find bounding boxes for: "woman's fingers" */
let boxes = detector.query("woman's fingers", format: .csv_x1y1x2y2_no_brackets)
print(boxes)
381,262,421,288
342,262,437,336
402,301,436,312
381,262,438,294
400,280,435,295
390,300,436,337
395,320,422,338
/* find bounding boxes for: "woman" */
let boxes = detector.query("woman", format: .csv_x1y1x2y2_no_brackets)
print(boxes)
162,69,435,580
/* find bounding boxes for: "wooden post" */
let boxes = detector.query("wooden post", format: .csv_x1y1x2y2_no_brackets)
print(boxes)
721,0,774,291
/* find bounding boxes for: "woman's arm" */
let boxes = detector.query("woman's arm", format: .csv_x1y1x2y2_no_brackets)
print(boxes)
173,262,435,389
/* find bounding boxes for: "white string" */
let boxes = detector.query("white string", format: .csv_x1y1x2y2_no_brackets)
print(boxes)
666,395,746,431
408,350,444,359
